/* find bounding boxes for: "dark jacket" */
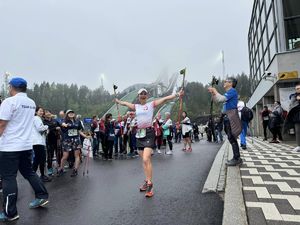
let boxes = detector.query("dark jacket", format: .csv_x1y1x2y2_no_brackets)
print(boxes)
287,93,300,123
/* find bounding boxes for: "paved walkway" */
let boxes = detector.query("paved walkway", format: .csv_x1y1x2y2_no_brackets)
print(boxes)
241,137,300,225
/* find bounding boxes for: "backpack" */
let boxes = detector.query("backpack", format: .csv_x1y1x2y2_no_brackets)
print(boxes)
241,106,253,122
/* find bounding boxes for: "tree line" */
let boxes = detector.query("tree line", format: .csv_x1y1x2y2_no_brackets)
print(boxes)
26,73,251,119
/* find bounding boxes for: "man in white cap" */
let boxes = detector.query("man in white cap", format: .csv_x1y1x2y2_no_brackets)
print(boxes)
0,77,49,222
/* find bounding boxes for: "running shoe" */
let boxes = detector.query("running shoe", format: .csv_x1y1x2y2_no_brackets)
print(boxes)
166,150,173,155
0,212,19,222
47,168,53,176
182,148,186,152
139,180,148,192
57,169,64,177
185,147,192,152
145,182,154,198
226,158,243,166
29,199,49,208
127,152,134,158
70,169,78,177
293,146,300,152
157,150,162,154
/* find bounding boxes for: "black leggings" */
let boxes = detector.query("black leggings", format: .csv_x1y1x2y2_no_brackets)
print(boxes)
33,145,46,176
46,140,57,169
163,135,173,150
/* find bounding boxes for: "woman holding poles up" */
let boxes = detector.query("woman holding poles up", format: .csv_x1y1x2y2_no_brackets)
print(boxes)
115,88,184,198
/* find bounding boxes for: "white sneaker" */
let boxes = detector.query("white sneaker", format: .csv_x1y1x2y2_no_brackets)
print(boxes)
293,146,300,152
166,150,173,155
157,150,162,154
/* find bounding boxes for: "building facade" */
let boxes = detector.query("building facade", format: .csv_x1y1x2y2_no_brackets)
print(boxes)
247,0,300,138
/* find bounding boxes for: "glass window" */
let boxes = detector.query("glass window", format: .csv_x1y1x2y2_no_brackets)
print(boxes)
266,0,273,9
283,0,300,17
285,17,300,50
262,27,268,49
261,2,266,25
267,8,275,35
263,50,268,69
269,35,277,59
259,42,263,61
283,0,300,50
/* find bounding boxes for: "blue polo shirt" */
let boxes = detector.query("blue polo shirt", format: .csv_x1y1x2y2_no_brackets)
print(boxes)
223,88,238,112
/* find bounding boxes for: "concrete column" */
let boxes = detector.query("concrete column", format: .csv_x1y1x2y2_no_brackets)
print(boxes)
255,104,263,137
274,84,279,102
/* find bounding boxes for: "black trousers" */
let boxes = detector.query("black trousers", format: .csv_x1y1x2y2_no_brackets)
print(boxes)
270,127,283,141
163,135,173,150
0,150,48,217
123,134,129,154
224,117,240,160
263,120,269,139
33,145,46,176
46,140,57,169
103,140,114,159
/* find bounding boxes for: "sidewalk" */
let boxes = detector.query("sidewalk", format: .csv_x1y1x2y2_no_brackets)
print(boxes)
241,137,300,224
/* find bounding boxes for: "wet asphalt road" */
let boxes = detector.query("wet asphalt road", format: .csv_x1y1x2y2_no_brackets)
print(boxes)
1,140,224,225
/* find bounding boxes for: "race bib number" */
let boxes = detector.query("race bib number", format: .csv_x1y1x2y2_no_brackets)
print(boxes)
263,116,269,121
68,129,78,137
136,128,146,139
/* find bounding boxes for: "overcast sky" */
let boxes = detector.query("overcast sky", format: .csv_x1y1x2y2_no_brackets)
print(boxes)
0,0,253,92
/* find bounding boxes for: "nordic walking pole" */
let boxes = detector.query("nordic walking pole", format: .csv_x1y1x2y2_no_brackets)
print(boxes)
86,144,91,175
177,68,186,126
113,84,120,117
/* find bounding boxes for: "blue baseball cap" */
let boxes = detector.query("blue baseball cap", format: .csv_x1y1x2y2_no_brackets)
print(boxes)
9,77,27,88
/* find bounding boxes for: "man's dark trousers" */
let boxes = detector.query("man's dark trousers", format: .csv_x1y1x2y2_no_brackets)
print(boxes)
0,150,48,217
224,117,240,160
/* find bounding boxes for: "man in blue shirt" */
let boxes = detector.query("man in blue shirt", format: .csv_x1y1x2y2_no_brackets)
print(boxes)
208,77,242,166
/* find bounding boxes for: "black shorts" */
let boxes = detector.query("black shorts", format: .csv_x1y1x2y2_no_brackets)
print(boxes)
136,128,155,150
182,131,191,138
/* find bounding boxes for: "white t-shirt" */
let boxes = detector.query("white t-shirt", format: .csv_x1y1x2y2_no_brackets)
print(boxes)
135,101,155,129
181,117,192,135
0,93,36,152
237,100,245,119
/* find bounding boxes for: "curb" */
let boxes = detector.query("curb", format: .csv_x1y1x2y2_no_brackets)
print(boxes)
202,141,228,193
222,143,248,225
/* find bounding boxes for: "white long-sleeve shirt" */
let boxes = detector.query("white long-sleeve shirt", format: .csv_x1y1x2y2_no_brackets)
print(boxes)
31,116,48,146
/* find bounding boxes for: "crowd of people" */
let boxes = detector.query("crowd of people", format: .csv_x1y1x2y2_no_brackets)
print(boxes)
0,76,299,222
0,78,192,222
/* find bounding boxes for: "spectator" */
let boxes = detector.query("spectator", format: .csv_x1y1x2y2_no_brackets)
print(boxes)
208,77,242,166
162,112,173,155
32,106,51,182
104,113,115,160
43,109,60,176
181,111,193,152
287,83,300,152
0,77,49,222
269,101,283,143
261,106,271,141
237,99,248,149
